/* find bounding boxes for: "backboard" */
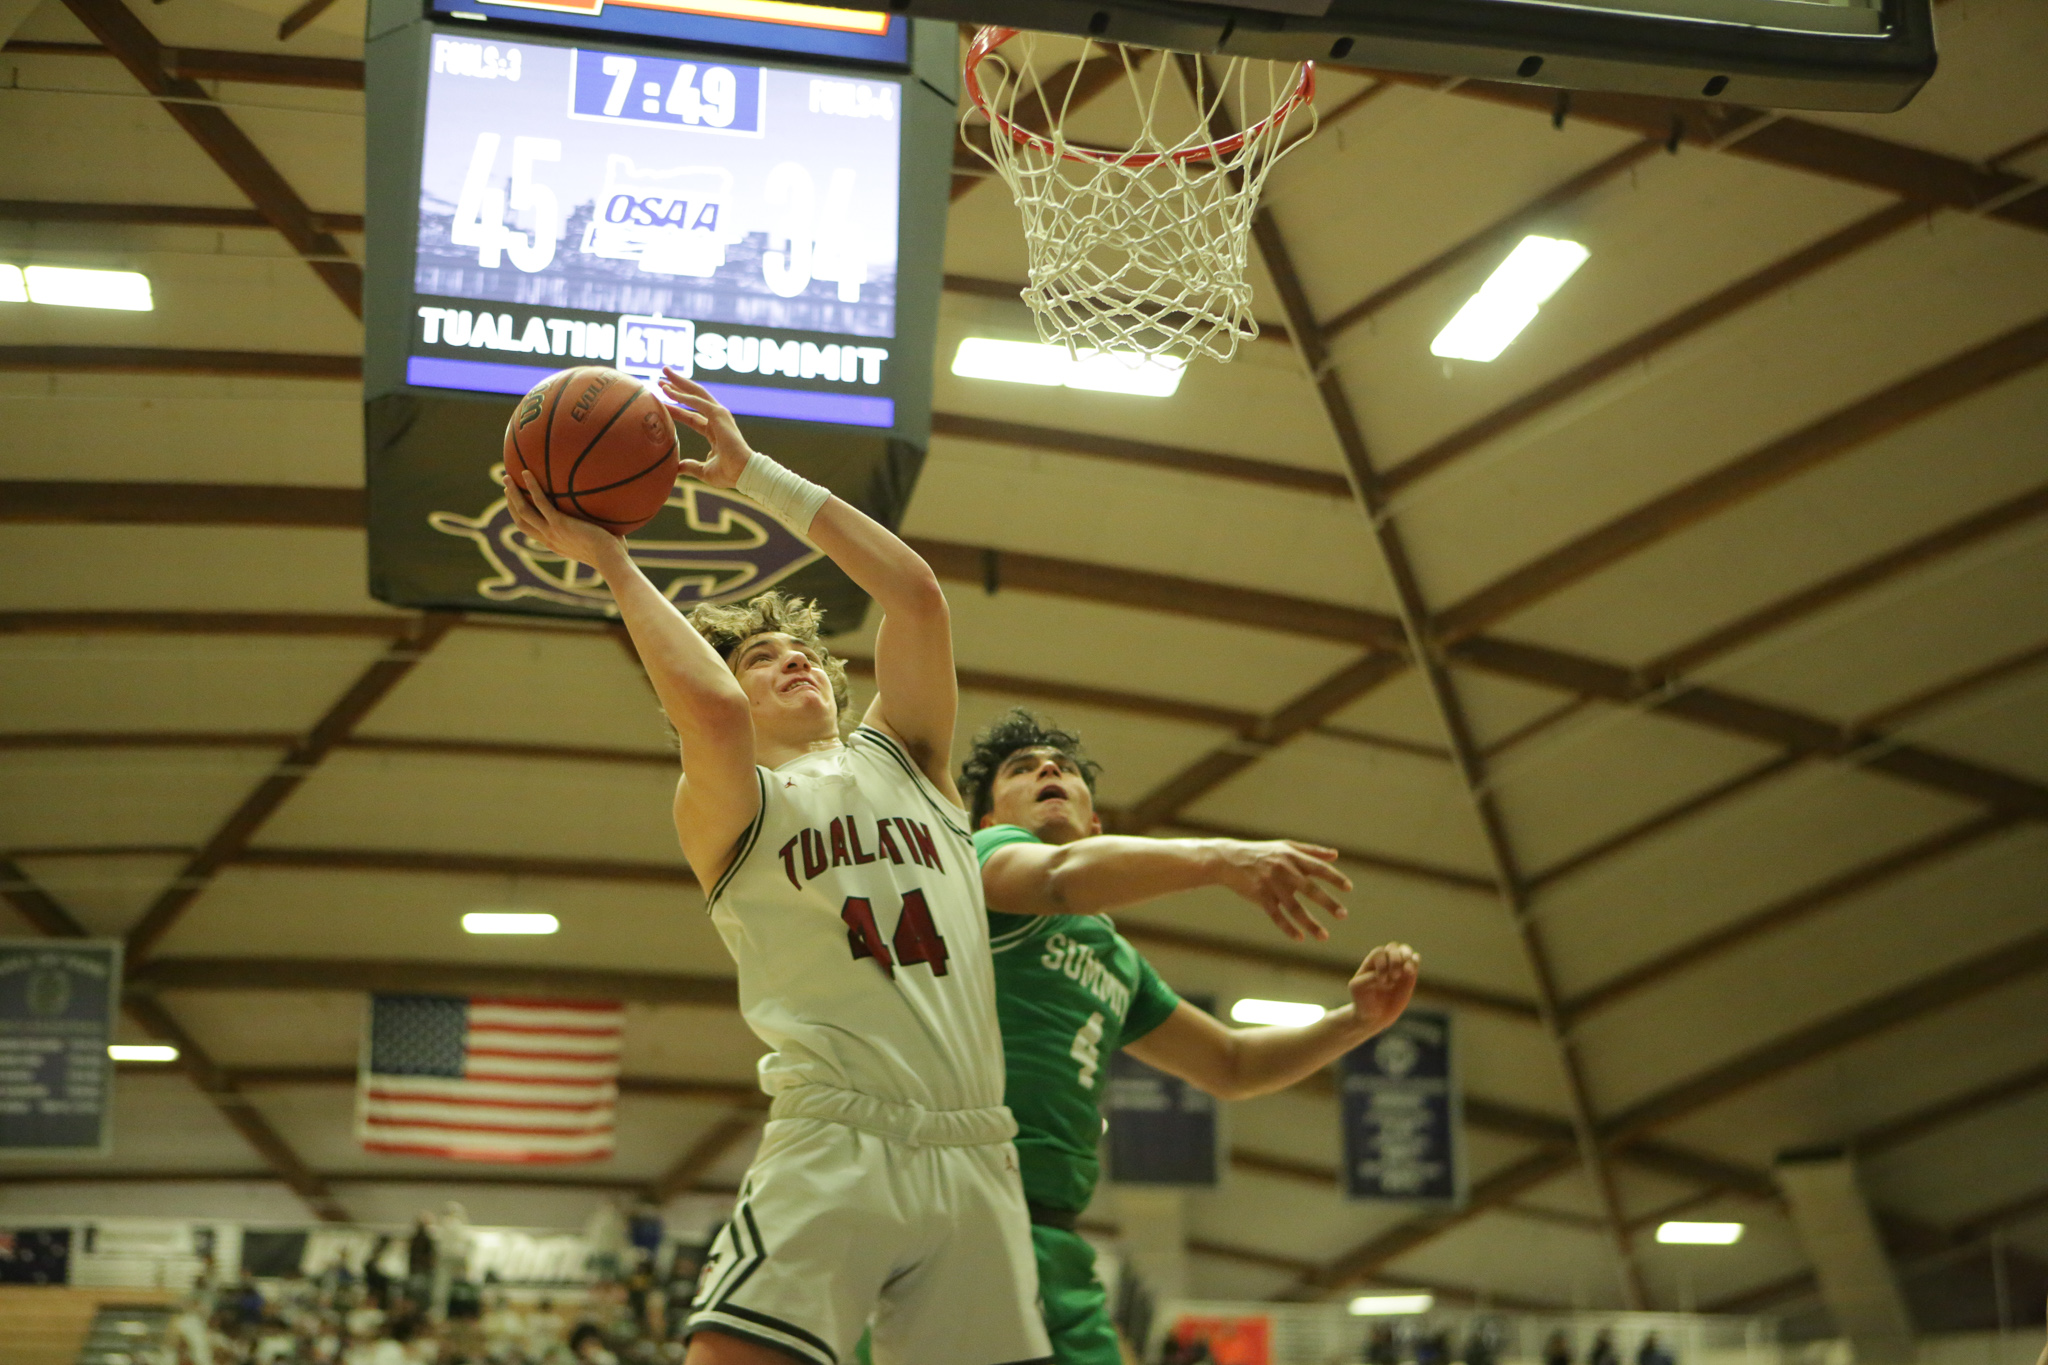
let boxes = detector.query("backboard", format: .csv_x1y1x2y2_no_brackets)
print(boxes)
906,0,1935,112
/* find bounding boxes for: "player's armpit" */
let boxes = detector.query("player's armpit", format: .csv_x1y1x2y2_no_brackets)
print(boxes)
674,765,762,891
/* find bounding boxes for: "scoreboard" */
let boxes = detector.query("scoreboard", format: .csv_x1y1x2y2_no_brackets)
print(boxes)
407,31,906,428
361,0,956,621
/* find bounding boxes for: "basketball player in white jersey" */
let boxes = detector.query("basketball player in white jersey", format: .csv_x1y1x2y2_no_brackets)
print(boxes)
504,370,1048,1365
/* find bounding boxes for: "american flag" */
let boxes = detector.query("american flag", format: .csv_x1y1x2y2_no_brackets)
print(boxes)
356,995,623,1163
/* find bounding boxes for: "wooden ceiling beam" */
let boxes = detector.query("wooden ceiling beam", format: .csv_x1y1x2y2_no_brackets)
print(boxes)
1296,1147,1583,1294
1384,200,1928,493
1652,481,2048,679
123,614,458,961
58,0,362,317
2,480,365,527
129,955,737,1006
1320,139,1661,345
648,1103,769,1203
929,412,1351,498
1527,753,1805,892
0,347,360,378
1345,69,2048,234
0,609,405,637
1436,311,2048,643
1856,636,2048,734
1116,918,1538,1022
3,857,349,1221
1561,811,2021,1026
6,529,2038,834
2,38,364,87
1850,1055,2048,1159
1597,923,2048,1148
231,844,689,884
1449,634,2048,819
0,198,363,233
1162,816,1495,895
0,853,95,935
1176,54,1648,1305
1114,651,1411,832
912,537,1406,649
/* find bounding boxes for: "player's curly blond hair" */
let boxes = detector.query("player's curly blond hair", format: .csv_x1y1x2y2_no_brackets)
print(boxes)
687,590,852,726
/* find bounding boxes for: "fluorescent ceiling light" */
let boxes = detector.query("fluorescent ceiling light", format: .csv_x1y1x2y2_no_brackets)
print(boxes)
1430,234,1588,362
108,1044,179,1063
463,911,560,935
1348,1294,1433,1316
950,337,1184,397
21,265,154,311
1656,1221,1744,1245
0,266,25,303
1230,997,1326,1027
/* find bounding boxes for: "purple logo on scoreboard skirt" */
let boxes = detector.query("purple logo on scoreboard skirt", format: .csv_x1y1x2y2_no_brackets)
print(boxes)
428,472,821,614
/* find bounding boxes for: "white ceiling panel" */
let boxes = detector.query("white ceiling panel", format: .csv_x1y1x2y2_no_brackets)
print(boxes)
1502,366,2048,671
156,867,714,970
0,745,282,849
0,525,388,613
252,749,688,862
0,632,395,733
912,438,1391,612
1186,733,1497,876
1535,762,1976,997
1577,824,2048,1116
943,586,1366,715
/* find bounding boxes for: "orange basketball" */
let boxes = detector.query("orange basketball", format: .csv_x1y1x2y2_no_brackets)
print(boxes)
503,367,680,535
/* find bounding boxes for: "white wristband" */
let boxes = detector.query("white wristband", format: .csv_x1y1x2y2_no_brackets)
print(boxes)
734,451,831,535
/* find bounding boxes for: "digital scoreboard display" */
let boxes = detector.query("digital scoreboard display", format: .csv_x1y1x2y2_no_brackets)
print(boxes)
407,29,905,428
424,0,907,67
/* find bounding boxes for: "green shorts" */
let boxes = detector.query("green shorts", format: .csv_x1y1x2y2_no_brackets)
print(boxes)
853,1223,1119,1365
1033,1223,1121,1365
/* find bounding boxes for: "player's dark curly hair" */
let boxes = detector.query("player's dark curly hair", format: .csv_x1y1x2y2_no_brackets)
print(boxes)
959,708,1102,828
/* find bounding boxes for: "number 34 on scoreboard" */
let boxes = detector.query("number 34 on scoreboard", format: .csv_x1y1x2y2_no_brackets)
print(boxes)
570,50,764,136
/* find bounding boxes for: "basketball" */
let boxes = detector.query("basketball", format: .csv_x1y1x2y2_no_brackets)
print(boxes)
502,367,680,536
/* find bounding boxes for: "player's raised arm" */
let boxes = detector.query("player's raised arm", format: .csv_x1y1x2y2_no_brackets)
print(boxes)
502,470,759,878
1123,943,1420,1101
985,835,1351,939
659,370,959,797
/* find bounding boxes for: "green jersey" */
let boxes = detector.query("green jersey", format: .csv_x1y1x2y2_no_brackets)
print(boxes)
976,825,1182,1213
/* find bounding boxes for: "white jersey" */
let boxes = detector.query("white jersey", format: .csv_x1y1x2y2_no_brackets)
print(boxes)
706,725,1006,1117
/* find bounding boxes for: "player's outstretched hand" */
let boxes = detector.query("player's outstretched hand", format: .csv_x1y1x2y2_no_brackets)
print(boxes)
657,368,756,489
1350,943,1419,1035
504,470,623,568
1212,839,1351,942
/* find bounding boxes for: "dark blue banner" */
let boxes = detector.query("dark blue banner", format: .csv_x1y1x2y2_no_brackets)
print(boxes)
1339,1008,1463,1204
0,941,120,1157
1105,996,1218,1188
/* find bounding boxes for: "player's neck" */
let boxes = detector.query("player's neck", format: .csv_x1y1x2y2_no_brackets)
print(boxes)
756,728,843,770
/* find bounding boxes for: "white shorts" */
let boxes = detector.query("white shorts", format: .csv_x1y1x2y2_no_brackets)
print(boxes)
687,1105,1050,1365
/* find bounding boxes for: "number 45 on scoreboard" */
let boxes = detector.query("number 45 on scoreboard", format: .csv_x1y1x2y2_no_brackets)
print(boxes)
570,50,765,136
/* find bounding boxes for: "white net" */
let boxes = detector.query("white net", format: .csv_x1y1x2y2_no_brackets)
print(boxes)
963,28,1317,365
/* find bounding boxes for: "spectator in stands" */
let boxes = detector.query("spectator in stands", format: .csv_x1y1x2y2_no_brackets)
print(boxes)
1636,1334,1674,1365
1588,1329,1619,1365
1462,1325,1497,1365
1365,1324,1399,1365
572,1321,620,1364
364,1235,394,1309
1543,1331,1572,1365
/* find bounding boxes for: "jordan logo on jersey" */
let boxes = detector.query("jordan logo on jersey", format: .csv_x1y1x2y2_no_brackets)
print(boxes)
774,815,947,890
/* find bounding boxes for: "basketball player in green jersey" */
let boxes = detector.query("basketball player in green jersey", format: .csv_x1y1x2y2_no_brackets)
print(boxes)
963,709,1422,1365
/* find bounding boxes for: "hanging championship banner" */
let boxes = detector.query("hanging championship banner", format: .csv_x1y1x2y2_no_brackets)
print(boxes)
1106,995,1218,1187
0,941,121,1158
1339,1008,1463,1204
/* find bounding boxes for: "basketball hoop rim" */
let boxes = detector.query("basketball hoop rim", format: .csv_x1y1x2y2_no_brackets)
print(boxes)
962,25,1315,169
